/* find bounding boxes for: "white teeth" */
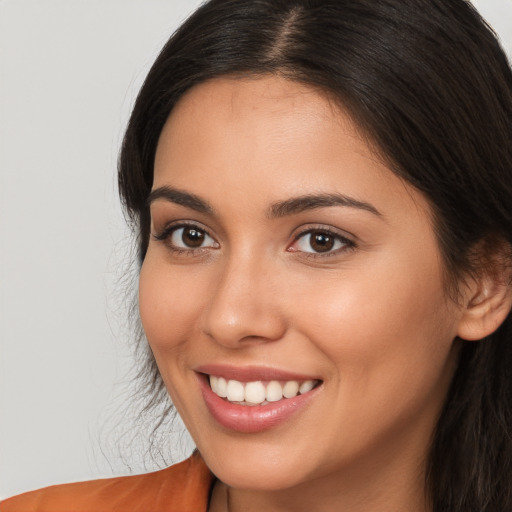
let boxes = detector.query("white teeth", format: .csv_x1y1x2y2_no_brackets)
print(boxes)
283,380,299,398
209,376,318,405
245,381,266,404
266,381,283,402
209,375,218,394
226,380,245,402
299,380,315,394
217,377,228,398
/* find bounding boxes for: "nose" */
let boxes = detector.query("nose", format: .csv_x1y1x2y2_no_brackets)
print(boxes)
200,256,287,348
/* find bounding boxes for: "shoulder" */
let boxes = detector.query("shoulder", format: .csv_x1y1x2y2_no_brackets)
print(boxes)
0,452,213,512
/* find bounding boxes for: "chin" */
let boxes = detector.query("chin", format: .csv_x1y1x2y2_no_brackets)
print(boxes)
196,436,325,491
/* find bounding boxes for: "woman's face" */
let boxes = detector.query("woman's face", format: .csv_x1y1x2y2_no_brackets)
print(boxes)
139,76,464,492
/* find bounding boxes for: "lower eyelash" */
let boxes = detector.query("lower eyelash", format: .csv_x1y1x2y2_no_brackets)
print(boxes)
152,225,199,254
301,247,352,260
293,229,356,258
167,247,203,256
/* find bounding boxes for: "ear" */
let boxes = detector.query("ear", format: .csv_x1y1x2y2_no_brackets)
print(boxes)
457,268,512,341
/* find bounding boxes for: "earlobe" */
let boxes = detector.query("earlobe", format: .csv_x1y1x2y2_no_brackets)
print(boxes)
456,274,512,341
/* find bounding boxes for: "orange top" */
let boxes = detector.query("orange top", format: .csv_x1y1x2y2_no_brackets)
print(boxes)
0,452,214,512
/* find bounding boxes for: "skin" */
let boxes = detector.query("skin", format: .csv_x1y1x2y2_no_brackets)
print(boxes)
139,76,473,512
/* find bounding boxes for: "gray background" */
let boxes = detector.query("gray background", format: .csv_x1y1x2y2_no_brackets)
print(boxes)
1,0,511,500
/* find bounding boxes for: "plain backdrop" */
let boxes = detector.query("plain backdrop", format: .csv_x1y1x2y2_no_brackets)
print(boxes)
1,0,511,500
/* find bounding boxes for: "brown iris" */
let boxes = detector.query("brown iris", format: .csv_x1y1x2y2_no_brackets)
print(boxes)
182,227,205,247
309,231,335,252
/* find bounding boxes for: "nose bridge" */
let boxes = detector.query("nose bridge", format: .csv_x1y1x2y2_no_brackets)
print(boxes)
201,248,285,347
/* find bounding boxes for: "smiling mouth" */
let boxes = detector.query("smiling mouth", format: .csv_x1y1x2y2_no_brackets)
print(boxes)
208,375,322,406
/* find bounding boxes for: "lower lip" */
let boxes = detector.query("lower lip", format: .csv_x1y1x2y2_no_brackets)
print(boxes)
198,375,320,433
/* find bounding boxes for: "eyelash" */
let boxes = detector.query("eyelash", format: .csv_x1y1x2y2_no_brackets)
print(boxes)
152,222,356,258
288,227,356,259
152,222,218,255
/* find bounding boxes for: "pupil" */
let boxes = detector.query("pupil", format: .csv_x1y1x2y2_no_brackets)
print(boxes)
311,232,334,252
183,228,205,247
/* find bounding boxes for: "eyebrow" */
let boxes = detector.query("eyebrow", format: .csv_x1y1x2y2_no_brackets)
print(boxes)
147,185,382,219
268,193,382,219
147,186,213,214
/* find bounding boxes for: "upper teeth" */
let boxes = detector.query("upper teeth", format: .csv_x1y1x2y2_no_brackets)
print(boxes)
209,375,317,405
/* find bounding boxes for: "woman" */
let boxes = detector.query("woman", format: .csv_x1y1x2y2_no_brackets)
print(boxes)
3,0,512,510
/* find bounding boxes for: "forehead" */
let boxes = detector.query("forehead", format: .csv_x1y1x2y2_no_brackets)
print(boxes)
158,77,375,179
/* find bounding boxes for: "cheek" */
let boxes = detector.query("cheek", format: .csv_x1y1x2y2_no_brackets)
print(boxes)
138,256,203,354
287,265,459,458
291,253,458,395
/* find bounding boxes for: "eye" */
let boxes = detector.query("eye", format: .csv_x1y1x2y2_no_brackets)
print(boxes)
153,223,219,251
290,229,354,255
170,226,216,248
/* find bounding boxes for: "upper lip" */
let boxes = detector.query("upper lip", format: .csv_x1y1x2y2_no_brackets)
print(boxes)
195,364,321,383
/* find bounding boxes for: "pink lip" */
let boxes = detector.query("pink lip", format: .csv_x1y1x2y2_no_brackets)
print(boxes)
195,366,322,434
195,364,320,383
